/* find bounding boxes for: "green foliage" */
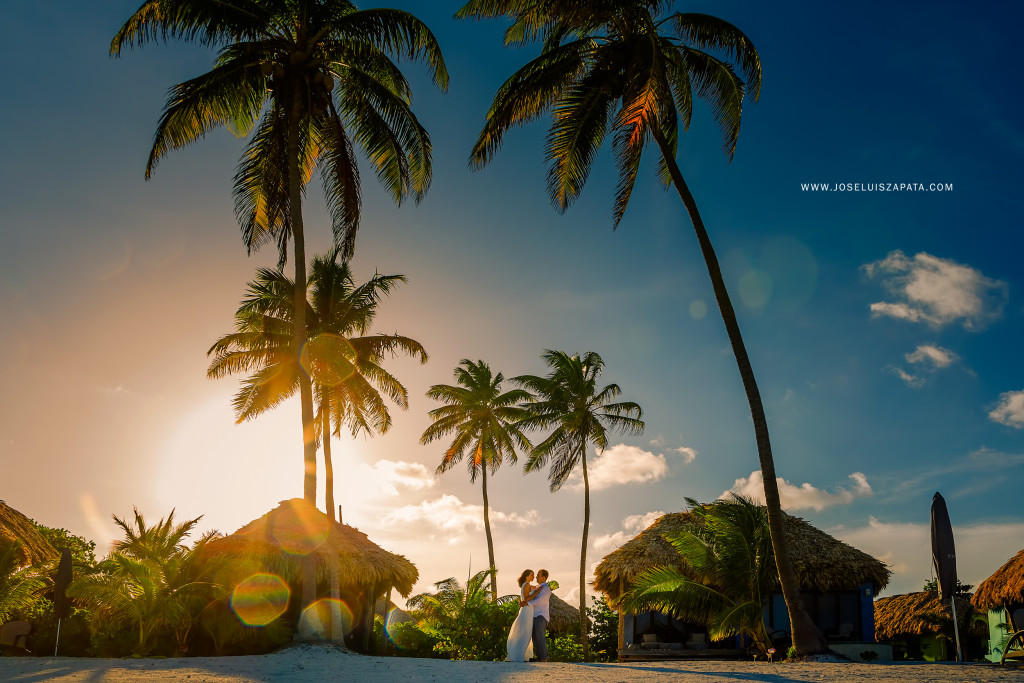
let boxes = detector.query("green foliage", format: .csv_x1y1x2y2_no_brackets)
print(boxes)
787,645,798,659
31,521,97,567
405,569,518,660
377,618,439,658
67,509,226,656
587,595,618,662
0,539,45,622
922,578,973,600
548,632,584,662
622,496,774,656
20,597,93,657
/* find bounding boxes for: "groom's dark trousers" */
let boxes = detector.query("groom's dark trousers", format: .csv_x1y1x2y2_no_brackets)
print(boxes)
531,616,548,660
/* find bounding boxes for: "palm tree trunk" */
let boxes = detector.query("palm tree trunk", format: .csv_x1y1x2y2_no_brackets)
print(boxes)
322,393,336,521
579,443,591,662
287,78,317,506
481,464,497,603
651,129,826,655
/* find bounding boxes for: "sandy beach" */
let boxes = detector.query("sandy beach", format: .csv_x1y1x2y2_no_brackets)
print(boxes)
1,646,1022,683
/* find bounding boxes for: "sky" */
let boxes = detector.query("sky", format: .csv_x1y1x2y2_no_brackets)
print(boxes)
2,1,1022,609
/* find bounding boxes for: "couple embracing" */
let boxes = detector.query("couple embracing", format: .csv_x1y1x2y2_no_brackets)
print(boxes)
505,568,551,662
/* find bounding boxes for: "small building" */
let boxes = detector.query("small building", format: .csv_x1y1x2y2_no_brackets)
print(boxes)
203,498,417,651
874,591,985,661
593,507,890,659
971,548,1024,663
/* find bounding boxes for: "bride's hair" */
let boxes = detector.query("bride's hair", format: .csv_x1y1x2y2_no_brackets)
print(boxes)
517,569,533,587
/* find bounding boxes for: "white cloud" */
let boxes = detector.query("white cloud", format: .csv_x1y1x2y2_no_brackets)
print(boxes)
360,459,436,497
592,510,666,553
571,444,668,491
383,494,540,532
888,366,925,388
864,250,1007,329
674,447,697,464
905,344,958,369
830,517,1024,597
989,390,1024,428
723,470,873,511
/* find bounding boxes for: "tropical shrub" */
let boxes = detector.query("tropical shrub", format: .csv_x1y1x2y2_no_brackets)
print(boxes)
587,595,619,662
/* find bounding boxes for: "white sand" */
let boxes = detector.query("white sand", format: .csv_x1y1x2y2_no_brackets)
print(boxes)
1,645,1021,682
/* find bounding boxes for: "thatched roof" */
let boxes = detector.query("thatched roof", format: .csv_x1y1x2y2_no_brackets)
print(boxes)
972,548,1024,611
204,498,418,596
548,592,590,633
0,500,58,567
874,591,985,640
593,507,891,606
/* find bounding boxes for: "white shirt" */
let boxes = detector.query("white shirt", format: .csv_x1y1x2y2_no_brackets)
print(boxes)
528,582,551,621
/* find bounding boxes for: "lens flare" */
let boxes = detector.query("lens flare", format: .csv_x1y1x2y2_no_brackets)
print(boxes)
300,333,356,387
299,598,354,639
231,573,290,626
272,503,328,555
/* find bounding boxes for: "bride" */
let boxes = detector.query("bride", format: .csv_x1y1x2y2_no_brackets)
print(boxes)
506,569,542,661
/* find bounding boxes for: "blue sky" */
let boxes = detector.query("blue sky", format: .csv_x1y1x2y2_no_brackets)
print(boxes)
1,1,1022,606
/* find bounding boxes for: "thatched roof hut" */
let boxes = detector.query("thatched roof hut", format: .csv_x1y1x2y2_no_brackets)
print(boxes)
548,592,590,633
971,548,1024,611
874,591,985,640
204,498,417,596
593,508,891,606
0,500,58,567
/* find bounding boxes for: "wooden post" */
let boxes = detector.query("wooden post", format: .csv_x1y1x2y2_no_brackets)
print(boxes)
361,583,376,653
382,586,393,655
617,577,625,661
330,561,344,642
338,505,343,525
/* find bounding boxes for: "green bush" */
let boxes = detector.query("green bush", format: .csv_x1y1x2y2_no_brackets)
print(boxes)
587,595,618,662
548,632,584,662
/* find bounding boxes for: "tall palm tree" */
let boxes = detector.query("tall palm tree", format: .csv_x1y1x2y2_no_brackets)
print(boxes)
207,250,427,518
457,1,826,653
420,360,533,602
113,0,448,506
622,496,775,656
514,350,643,660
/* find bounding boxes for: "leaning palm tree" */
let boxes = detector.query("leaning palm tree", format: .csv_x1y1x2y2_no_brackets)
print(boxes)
113,0,448,506
420,360,533,602
458,1,825,654
622,496,775,656
207,250,427,518
515,350,643,660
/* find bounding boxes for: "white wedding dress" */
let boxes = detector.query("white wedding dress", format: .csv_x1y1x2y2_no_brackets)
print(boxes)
505,585,535,662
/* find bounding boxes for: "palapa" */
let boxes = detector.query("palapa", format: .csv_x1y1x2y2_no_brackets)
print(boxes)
971,548,1024,611
874,591,985,640
0,500,58,567
548,592,590,633
204,498,417,596
593,507,890,606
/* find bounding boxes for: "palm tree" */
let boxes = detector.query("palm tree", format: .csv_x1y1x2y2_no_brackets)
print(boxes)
622,496,775,656
457,1,826,654
207,250,427,518
420,360,533,602
0,540,45,623
68,510,223,655
112,0,448,506
514,350,643,660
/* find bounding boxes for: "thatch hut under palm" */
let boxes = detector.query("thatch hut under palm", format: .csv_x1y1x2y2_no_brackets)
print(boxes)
593,508,890,657
549,592,590,633
971,548,1024,662
874,591,985,661
0,500,58,567
203,498,417,649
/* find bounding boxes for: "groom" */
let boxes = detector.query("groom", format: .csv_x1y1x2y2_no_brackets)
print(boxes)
526,569,551,662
